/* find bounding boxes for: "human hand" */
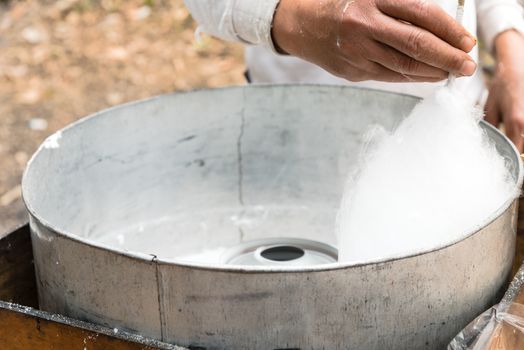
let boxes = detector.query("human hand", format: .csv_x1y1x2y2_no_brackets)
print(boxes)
272,0,477,82
485,30,524,152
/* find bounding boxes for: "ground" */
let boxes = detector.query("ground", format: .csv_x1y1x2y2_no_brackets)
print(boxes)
0,0,245,233
2,3,523,273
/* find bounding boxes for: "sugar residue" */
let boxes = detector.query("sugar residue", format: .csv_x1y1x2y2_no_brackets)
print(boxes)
43,130,62,149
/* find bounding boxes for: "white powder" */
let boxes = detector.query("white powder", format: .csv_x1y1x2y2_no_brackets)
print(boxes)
43,130,62,149
337,87,519,263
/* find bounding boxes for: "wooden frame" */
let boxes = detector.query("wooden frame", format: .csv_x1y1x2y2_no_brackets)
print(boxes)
0,223,184,350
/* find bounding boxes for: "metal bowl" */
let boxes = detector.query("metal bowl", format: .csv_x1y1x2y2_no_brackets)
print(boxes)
22,85,523,349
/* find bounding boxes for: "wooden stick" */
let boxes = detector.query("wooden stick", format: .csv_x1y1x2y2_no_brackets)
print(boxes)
447,0,466,87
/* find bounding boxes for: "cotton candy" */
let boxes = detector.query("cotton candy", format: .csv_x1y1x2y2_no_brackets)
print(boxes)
337,87,519,263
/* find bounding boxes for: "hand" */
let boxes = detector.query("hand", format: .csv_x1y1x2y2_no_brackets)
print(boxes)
272,0,477,82
485,30,524,152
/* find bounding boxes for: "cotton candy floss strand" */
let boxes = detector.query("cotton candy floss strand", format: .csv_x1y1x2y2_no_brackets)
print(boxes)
336,86,520,263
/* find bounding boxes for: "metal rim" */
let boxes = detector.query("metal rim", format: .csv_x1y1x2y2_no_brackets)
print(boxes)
21,84,524,273
219,237,339,266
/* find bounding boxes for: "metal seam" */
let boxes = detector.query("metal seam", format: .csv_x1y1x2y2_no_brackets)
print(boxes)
237,91,246,242
153,255,168,341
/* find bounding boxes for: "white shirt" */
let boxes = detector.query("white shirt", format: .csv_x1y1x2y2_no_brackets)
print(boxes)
185,0,524,102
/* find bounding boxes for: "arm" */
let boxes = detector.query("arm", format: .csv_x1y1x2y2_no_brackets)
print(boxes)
476,0,524,52
485,30,524,151
185,0,477,83
183,0,280,48
478,0,524,151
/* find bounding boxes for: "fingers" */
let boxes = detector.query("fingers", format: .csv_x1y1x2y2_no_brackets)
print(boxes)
484,92,501,127
331,56,445,83
505,121,524,153
365,62,445,82
503,108,524,153
369,41,448,80
376,0,476,52
374,14,477,76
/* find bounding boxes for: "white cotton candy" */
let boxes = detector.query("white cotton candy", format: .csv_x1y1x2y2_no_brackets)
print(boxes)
337,87,519,263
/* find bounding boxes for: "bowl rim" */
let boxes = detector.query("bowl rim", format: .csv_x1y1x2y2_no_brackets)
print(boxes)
21,84,524,273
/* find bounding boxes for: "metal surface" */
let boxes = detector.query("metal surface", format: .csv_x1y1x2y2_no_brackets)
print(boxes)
22,85,523,349
222,237,338,266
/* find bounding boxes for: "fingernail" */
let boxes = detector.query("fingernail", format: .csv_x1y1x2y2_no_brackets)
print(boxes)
460,36,476,52
460,60,477,76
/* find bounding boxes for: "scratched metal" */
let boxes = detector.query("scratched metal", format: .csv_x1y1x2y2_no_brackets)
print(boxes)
22,85,523,349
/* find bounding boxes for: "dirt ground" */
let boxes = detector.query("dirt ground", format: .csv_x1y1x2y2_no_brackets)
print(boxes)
0,0,245,233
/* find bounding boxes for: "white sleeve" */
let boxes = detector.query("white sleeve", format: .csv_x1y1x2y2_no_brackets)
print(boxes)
183,0,281,51
476,0,524,52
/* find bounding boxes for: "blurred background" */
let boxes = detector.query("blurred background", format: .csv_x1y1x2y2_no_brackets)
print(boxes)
0,0,245,232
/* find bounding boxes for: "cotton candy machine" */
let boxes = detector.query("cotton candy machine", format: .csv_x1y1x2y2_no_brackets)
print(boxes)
22,85,523,349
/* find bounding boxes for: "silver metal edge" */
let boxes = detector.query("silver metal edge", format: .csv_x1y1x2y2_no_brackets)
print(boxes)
21,84,524,273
